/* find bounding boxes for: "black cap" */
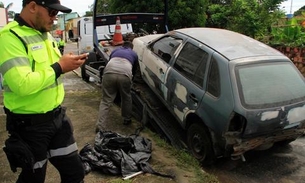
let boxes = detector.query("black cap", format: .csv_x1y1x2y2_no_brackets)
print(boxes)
34,0,72,13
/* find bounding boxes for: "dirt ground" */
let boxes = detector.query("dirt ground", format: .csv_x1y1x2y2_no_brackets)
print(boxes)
0,71,218,183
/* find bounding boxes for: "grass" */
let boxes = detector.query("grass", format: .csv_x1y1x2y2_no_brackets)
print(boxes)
108,179,133,183
143,128,220,183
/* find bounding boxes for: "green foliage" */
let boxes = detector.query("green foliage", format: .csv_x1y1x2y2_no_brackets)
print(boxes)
95,0,111,14
167,0,207,29
147,129,219,183
109,0,162,13
7,11,15,19
84,11,93,17
91,0,304,47
108,179,132,183
294,5,305,17
270,17,305,47
206,0,286,38
206,4,229,28
96,0,207,30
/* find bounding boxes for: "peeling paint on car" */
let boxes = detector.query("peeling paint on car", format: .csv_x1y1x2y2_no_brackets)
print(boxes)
174,106,188,122
161,67,170,100
287,105,305,124
260,111,279,121
174,82,187,103
141,66,155,88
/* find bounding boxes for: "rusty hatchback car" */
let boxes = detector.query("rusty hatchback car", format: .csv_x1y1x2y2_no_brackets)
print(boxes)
132,27,305,164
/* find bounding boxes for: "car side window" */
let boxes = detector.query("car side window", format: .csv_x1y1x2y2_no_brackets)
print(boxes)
174,42,208,87
207,57,220,97
150,36,182,63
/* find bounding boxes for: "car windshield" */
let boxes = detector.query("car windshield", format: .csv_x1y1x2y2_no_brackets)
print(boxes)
236,61,305,109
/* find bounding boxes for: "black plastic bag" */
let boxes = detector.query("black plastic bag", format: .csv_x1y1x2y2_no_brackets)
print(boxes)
79,143,120,175
80,130,174,179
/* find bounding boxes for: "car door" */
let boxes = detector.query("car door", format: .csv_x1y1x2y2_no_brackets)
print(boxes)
165,40,211,126
199,53,234,134
142,35,182,99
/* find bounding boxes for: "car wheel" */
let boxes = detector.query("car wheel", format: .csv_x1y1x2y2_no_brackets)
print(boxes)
187,123,215,165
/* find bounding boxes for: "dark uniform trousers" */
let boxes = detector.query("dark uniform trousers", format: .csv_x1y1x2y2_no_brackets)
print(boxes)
4,106,85,183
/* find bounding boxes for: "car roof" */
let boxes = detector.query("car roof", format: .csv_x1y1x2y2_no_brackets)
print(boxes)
175,28,284,60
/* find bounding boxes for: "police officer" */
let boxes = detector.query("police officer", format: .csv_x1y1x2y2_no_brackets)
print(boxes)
58,37,65,54
0,0,88,182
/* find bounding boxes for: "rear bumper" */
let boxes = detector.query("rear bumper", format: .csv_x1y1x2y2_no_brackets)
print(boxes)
224,125,305,157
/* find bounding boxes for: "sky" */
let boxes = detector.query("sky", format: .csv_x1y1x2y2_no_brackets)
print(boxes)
1,0,304,16
281,0,304,14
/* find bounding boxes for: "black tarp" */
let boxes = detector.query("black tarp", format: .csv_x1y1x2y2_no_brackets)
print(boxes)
79,131,173,178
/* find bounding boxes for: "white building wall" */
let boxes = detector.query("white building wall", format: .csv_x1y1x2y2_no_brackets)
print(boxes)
0,8,7,29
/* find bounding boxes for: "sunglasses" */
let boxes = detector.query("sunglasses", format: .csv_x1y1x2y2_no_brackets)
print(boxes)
40,5,59,17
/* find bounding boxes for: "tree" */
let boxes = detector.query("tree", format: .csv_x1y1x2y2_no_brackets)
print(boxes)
7,11,15,19
168,0,206,29
206,0,286,38
91,0,288,43
294,5,305,17
95,0,111,14
0,2,15,22
106,0,206,30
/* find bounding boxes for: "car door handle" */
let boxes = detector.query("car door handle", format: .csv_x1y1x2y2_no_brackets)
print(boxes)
189,93,198,103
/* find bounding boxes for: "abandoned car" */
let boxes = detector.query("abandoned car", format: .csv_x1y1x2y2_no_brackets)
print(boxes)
132,27,305,164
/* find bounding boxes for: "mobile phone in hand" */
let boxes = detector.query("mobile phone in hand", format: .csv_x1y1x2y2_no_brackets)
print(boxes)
80,53,89,59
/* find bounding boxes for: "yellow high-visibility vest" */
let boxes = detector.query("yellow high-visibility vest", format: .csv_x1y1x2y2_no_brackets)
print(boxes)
0,21,64,114
59,39,65,46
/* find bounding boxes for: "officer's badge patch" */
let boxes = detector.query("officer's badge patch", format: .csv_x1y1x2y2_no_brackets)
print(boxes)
31,45,43,51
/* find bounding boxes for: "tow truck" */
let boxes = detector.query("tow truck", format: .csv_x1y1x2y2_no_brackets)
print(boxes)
80,0,187,149
80,13,167,83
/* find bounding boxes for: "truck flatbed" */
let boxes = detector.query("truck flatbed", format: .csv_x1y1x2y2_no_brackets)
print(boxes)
131,81,187,150
81,7,183,152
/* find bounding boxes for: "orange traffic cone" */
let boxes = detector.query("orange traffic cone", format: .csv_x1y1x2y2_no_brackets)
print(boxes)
111,16,124,46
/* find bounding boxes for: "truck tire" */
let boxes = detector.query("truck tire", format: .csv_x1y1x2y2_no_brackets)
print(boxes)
81,52,96,82
187,123,215,165
81,63,89,82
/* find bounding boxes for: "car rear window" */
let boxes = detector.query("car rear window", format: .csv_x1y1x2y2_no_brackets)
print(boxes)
236,62,305,109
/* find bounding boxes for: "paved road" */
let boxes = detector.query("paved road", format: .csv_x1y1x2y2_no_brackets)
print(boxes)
64,42,305,183
205,136,305,183
63,41,96,91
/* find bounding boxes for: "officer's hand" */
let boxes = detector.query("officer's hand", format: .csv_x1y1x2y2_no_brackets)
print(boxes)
58,53,88,73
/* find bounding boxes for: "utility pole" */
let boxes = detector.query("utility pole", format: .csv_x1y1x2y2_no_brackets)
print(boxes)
63,14,67,42
289,0,293,14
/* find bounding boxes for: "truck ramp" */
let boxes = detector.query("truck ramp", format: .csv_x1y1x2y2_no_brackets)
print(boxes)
132,83,187,150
